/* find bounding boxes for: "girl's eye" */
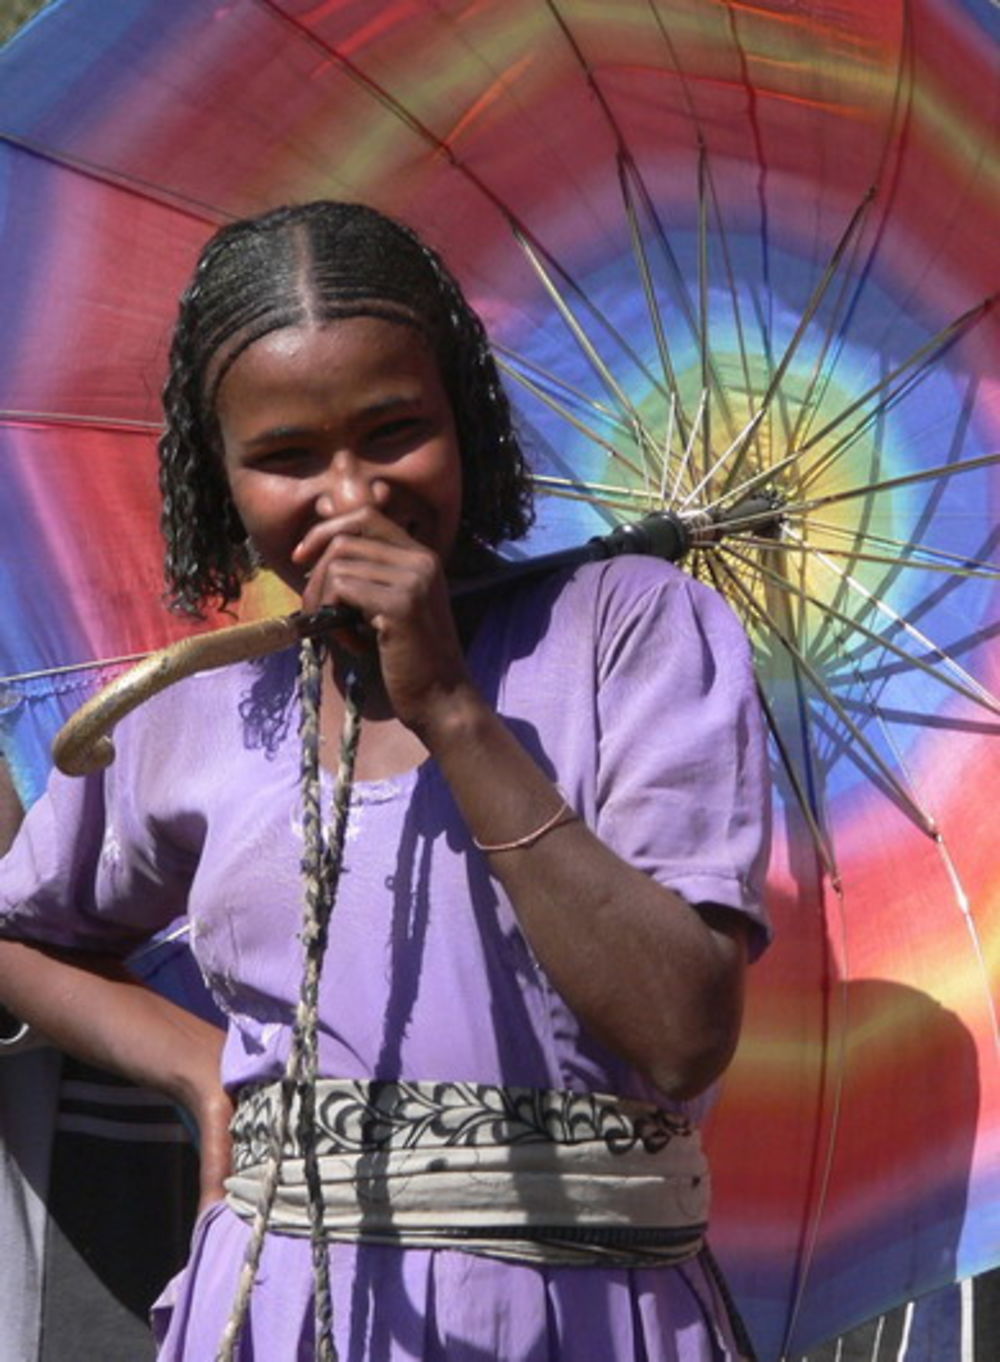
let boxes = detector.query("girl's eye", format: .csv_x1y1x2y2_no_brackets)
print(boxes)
251,446,313,471
369,417,422,447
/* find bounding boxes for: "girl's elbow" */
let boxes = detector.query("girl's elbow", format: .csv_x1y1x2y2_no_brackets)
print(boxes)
644,1021,742,1101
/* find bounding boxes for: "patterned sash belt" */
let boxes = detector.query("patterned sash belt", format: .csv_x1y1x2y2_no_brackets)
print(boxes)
225,1078,709,1266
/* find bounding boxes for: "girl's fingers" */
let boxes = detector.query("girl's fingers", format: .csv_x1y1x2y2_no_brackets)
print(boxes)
298,519,441,620
290,505,468,722
293,505,414,568
300,553,433,620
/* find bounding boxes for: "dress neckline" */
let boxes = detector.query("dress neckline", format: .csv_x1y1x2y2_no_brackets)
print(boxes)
318,760,424,804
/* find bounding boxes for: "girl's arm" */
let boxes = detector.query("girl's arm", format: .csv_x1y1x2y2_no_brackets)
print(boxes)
0,760,231,1206
0,938,233,1209
299,512,763,1101
0,757,22,852
415,694,750,1101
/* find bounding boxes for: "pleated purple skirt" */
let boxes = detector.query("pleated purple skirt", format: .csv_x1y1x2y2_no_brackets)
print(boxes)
152,1201,747,1361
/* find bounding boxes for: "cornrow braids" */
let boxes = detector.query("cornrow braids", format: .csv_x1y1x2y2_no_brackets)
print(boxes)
159,201,535,615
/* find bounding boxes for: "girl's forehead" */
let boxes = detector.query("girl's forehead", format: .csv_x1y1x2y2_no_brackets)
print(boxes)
206,310,438,409
212,316,450,425
238,316,434,374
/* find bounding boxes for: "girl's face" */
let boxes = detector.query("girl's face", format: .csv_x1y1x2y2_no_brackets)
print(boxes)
214,316,463,597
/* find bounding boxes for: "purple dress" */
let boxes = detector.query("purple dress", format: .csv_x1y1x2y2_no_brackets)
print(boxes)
1,559,771,1360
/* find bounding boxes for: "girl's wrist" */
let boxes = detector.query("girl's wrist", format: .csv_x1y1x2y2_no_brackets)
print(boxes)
158,1017,227,1117
406,679,495,754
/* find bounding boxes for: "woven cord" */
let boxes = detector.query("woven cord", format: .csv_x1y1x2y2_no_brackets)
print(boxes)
218,639,365,1361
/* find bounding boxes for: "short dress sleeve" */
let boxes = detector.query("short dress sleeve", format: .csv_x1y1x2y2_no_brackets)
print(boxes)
591,561,771,955
0,721,195,955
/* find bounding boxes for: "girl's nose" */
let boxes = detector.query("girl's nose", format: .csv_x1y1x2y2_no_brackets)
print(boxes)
315,450,389,519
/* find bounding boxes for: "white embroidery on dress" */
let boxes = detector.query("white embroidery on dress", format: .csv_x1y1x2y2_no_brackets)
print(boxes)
99,824,123,871
290,802,363,848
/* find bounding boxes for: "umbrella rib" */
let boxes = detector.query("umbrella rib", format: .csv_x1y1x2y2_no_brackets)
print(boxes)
493,345,630,434
507,225,683,414
711,460,855,1358
661,391,678,507
544,0,626,148
642,0,780,466
679,409,768,510
0,131,224,227
675,389,709,506
530,478,650,515
702,557,838,876
496,357,648,483
732,190,876,470
547,0,748,463
786,0,931,459
618,151,749,449
698,449,804,518
799,368,938,497
781,448,1000,517
792,535,1000,712
777,872,852,1357
531,474,645,500
783,21,924,463
727,539,1000,716
737,532,1000,581
699,155,768,471
795,353,912,483
496,358,633,449
791,517,1000,578
251,0,505,204
755,681,839,881
934,839,1000,1052
835,620,1000,1059
511,230,659,478
697,146,711,475
715,549,938,833
0,651,159,687
784,294,997,512
617,156,693,455
696,191,879,510
784,218,880,457
709,550,835,842
0,410,162,436
795,299,994,476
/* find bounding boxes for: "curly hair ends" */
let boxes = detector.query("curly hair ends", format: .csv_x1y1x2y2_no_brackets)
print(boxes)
159,201,535,615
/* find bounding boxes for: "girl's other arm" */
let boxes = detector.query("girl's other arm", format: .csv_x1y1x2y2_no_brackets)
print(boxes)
0,758,21,851
0,939,232,1210
0,758,231,1207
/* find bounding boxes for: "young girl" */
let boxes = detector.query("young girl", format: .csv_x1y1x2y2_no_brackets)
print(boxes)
0,201,770,1360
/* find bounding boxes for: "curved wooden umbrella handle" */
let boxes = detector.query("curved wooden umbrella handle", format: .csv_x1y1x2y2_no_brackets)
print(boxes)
52,612,331,776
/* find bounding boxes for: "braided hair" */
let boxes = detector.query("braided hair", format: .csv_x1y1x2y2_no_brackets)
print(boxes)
159,201,534,615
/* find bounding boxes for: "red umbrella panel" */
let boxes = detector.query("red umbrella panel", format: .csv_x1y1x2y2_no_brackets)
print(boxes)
1,2,999,1355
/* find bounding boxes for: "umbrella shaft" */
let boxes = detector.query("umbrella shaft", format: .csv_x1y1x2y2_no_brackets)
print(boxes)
300,510,696,638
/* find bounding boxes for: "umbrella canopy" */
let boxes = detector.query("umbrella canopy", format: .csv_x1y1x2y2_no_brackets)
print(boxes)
1,1,998,1355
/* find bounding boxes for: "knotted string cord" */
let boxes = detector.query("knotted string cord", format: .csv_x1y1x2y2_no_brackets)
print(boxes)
218,638,364,1362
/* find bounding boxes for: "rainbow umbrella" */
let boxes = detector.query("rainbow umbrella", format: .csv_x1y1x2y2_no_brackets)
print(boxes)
1,2,999,1356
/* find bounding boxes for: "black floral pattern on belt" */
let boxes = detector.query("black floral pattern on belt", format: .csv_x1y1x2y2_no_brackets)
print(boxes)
231,1078,692,1172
